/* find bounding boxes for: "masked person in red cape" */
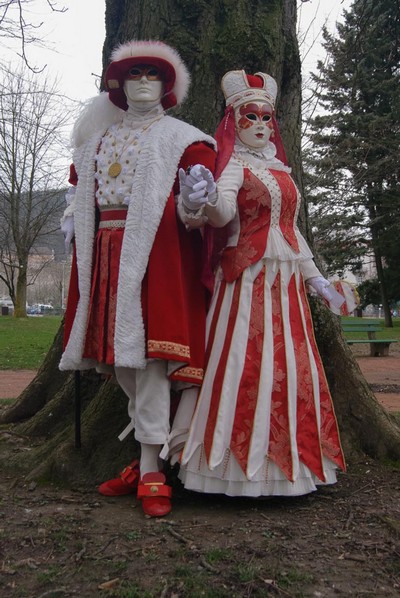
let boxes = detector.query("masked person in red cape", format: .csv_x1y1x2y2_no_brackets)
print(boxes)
60,40,216,517
166,70,346,497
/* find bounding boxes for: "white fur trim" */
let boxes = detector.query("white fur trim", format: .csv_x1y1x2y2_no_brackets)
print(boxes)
60,115,215,371
71,93,124,149
110,40,190,105
59,133,100,371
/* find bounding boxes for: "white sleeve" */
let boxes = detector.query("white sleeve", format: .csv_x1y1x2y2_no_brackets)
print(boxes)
203,159,242,227
60,186,76,225
176,199,207,229
299,258,323,281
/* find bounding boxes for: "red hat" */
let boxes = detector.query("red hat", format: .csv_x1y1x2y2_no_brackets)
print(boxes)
104,40,190,111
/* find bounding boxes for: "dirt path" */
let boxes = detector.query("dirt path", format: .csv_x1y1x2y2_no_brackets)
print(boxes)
357,355,400,412
2,352,399,411
0,369,37,399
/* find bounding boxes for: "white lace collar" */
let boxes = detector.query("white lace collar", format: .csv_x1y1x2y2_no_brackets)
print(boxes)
234,139,291,172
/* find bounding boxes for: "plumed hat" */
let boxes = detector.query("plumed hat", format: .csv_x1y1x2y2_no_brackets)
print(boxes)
221,70,278,110
104,40,190,110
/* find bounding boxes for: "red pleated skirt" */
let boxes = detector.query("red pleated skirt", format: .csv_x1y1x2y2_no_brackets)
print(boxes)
83,209,127,364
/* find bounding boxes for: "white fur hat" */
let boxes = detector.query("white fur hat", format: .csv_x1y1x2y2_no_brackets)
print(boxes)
104,40,190,110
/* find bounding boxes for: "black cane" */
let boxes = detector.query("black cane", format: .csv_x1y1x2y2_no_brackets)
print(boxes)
74,370,81,448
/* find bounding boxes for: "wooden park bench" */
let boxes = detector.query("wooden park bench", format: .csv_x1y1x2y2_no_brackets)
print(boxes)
340,317,398,357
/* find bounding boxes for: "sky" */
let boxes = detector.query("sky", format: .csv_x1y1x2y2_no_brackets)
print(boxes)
1,0,353,105
297,0,352,78
1,0,106,103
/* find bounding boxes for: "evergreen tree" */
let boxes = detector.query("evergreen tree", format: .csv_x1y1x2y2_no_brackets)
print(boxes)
304,0,400,325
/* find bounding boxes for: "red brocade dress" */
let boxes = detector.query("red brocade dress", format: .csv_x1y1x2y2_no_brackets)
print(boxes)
177,153,346,496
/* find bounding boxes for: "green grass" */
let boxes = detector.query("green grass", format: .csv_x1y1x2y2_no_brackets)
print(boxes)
0,316,61,370
341,316,400,341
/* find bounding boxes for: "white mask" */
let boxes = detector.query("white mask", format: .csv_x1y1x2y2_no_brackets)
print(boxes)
124,78,163,104
234,101,274,149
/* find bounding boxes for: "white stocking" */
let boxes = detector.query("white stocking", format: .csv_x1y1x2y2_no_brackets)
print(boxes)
140,443,162,476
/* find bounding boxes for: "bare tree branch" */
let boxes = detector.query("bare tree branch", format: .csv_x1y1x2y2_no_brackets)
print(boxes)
0,62,72,315
0,0,68,72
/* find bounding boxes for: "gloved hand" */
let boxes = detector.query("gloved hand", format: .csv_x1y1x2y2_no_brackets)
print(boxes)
308,276,346,310
179,164,217,210
61,214,74,253
307,276,334,302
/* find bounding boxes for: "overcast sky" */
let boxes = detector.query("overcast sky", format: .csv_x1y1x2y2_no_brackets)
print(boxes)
298,0,352,77
1,0,353,105
1,0,105,102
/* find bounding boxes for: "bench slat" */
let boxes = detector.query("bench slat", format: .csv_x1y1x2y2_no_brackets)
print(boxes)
342,326,381,332
346,339,398,344
341,318,382,325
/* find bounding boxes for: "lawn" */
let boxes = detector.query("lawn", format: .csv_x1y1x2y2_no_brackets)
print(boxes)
0,316,62,370
1,314,398,371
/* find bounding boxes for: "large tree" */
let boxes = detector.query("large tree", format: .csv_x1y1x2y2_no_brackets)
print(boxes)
1,0,399,487
304,0,400,326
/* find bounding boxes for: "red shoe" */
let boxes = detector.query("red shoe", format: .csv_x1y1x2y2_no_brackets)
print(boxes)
137,472,172,517
98,460,140,496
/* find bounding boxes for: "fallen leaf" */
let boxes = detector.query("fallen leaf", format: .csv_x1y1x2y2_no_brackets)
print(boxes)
98,578,120,590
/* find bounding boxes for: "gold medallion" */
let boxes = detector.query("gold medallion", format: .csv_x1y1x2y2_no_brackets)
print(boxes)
108,162,122,178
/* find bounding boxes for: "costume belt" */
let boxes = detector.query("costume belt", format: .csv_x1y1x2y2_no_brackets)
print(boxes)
98,206,128,229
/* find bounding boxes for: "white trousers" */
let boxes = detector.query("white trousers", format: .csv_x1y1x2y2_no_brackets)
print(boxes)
114,359,171,445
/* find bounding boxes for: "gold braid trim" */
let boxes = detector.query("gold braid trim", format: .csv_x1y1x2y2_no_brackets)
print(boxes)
147,340,190,360
174,366,204,382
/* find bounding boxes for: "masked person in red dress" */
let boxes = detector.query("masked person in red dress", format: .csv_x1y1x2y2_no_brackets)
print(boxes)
170,70,346,497
60,40,216,517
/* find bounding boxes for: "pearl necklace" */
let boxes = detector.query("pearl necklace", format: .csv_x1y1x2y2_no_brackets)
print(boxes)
107,114,164,178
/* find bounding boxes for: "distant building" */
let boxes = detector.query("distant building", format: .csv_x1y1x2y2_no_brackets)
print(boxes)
0,226,72,310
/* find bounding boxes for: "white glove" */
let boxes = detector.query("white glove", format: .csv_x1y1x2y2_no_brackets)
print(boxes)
307,276,334,301
307,276,345,309
179,164,217,210
61,214,74,253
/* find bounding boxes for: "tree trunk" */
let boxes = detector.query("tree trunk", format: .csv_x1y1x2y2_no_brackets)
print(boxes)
374,247,392,327
369,198,392,327
14,259,27,318
310,298,400,461
1,0,399,486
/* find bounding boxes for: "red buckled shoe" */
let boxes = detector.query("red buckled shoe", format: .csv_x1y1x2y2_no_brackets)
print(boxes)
98,460,140,496
137,472,172,517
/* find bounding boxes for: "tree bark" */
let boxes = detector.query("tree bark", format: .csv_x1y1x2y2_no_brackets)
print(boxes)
14,259,27,318
310,298,400,461
1,0,399,486
373,247,392,328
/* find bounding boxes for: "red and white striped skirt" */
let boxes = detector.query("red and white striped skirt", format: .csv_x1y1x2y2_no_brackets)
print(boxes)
178,258,345,496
